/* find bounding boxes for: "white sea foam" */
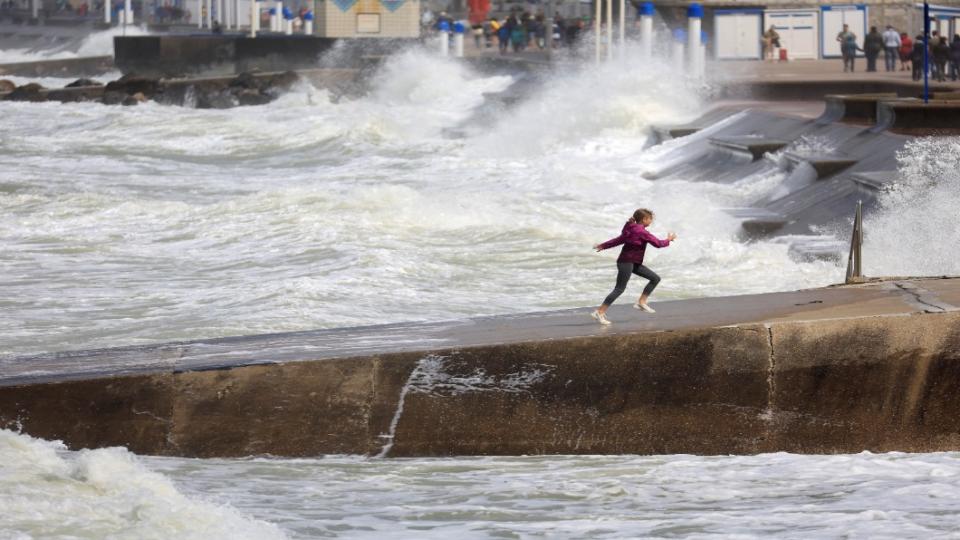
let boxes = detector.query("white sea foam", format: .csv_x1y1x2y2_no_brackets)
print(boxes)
0,430,286,539
864,137,960,276
1,40,958,540
406,354,553,396
143,446,960,538
0,26,150,64
7,428,959,539
0,46,843,356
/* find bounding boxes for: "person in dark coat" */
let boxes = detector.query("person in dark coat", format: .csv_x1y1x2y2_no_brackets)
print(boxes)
911,35,925,81
950,34,960,81
837,24,860,72
864,26,883,72
929,31,942,79
932,36,950,82
498,17,511,54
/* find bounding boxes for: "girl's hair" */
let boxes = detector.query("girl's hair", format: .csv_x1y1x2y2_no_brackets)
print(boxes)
629,208,654,223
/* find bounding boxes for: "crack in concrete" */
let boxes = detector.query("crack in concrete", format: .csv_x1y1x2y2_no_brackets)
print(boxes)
894,282,955,313
374,357,428,458
131,407,173,425
762,323,776,422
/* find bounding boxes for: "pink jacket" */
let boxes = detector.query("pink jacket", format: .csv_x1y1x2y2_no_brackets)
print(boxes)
597,221,671,264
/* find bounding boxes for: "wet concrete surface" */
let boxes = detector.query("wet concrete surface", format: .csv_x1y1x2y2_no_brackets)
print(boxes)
1,278,956,386
2,278,959,457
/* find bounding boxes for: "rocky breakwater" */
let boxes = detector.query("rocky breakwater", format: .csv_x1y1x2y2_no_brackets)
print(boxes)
1,277,959,458
0,70,301,108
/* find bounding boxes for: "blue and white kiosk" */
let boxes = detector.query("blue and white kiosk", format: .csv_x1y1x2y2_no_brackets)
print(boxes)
821,4,867,58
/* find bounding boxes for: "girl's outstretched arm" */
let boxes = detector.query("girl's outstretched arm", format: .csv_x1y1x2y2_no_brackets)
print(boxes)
595,234,626,251
628,227,673,248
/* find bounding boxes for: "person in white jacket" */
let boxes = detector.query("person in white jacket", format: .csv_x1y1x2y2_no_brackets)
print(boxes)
882,25,902,72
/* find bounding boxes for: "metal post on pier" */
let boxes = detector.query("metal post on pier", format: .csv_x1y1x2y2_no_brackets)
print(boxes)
845,200,864,284
618,0,625,54
594,0,601,64
122,0,131,32
923,2,930,104
605,0,612,61
545,0,554,56
687,3,703,78
639,2,654,59
250,0,260,36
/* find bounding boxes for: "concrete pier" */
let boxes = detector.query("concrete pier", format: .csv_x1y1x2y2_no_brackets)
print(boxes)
2,277,959,457
0,56,113,78
113,35,418,77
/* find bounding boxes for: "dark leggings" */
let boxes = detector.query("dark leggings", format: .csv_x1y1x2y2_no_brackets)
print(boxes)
602,262,661,306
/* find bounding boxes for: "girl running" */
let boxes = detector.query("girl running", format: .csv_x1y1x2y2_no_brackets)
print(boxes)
591,208,676,325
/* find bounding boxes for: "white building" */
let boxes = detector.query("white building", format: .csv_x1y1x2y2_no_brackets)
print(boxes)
314,0,420,37
657,1,960,60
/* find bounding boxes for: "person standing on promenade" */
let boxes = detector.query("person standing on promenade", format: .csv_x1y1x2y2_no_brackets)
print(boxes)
498,15,513,54
762,25,780,61
932,36,950,82
590,209,677,325
882,25,901,72
930,31,942,80
837,25,859,72
864,26,883,72
899,32,913,71
911,35,925,81
949,34,960,81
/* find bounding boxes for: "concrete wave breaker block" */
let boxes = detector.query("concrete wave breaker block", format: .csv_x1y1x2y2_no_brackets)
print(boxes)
782,152,858,179
726,207,788,235
850,170,899,194
820,93,899,124
709,136,789,161
877,100,960,135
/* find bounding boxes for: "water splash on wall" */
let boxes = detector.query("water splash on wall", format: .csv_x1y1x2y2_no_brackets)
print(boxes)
863,137,960,276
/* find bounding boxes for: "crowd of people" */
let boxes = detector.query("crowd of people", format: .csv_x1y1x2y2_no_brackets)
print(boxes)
429,10,587,53
153,3,190,23
836,23,960,81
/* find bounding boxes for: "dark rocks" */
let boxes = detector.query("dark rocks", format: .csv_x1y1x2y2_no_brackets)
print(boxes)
229,71,262,91
64,78,104,88
101,90,128,105
236,88,272,106
262,70,300,96
104,73,160,100
6,83,47,102
194,84,237,109
172,71,298,108
45,87,103,103
2,70,300,108
121,92,148,106
0,79,15,93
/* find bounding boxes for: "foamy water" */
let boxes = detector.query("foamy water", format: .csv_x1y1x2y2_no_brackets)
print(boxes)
0,430,286,540
0,46,844,357
862,137,960,275
0,25,149,64
5,429,960,539
4,35,960,539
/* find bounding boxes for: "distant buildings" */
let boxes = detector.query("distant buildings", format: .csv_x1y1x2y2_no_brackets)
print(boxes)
651,1,960,60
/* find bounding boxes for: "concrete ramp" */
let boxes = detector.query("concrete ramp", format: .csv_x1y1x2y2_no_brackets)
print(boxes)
709,136,790,160
877,100,960,135
818,93,899,124
2,278,960,457
648,108,910,252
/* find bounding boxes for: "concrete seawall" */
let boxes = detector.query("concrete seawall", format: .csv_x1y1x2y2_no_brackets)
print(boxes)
2,277,959,457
